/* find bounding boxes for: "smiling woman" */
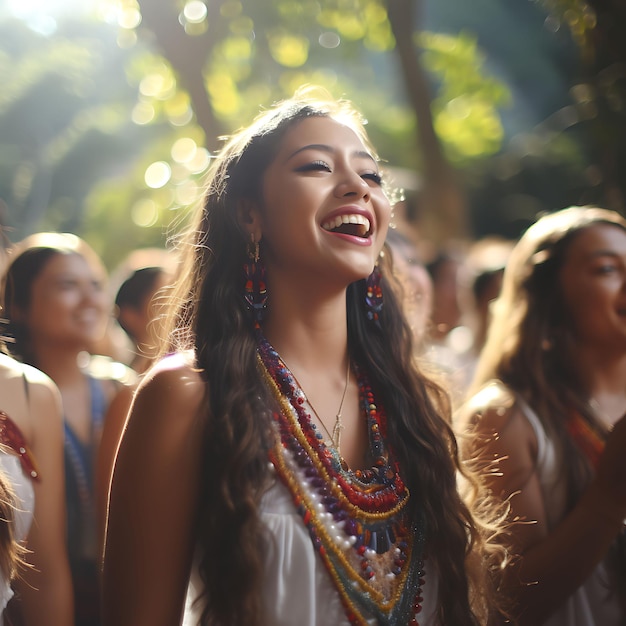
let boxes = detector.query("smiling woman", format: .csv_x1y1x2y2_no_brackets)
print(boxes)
102,86,506,626
459,206,626,626
1,232,135,626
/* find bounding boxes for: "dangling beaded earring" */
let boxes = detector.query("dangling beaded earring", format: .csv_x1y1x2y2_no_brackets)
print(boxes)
365,259,383,326
243,234,267,329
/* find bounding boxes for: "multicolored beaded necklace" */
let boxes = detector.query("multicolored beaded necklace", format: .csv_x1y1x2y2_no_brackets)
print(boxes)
257,336,427,625
566,409,605,469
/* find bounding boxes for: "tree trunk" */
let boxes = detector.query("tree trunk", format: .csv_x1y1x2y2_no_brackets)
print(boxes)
137,0,224,150
387,0,469,242
584,0,626,210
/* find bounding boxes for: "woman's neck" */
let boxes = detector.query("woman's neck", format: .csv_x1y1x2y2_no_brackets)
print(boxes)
581,350,626,425
30,344,85,387
261,295,349,371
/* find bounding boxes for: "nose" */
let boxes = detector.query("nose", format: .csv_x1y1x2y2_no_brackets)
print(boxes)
334,169,371,202
82,281,105,307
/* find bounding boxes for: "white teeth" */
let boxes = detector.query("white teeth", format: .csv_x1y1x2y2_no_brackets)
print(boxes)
321,214,371,234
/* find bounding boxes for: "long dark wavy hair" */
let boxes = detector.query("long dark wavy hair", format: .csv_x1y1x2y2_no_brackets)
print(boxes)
164,87,504,625
469,205,626,606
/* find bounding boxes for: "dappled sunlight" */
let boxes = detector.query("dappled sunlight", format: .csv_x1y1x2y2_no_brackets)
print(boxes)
130,197,159,227
436,96,505,159
1,0,622,270
171,137,198,164
207,72,241,116
183,147,210,174
183,1,208,25
229,15,254,36
117,4,141,29
318,31,340,49
220,1,243,19
131,101,155,125
268,32,310,68
139,68,176,99
144,161,172,189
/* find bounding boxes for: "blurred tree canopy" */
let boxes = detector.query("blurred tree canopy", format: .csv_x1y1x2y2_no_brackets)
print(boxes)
0,0,624,269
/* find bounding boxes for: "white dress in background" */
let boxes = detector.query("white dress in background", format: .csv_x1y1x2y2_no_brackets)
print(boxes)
518,398,623,626
0,452,35,625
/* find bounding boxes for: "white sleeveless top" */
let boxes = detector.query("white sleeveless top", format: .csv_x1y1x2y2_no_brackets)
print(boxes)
0,452,35,622
518,398,623,626
183,478,438,626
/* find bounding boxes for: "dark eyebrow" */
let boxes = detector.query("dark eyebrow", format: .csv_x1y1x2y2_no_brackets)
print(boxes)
589,249,621,258
285,143,377,165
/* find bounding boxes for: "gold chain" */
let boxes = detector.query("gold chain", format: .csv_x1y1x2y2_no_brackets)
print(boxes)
290,357,351,452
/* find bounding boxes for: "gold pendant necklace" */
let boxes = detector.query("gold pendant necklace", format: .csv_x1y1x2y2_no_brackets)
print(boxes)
289,357,351,452
330,357,351,450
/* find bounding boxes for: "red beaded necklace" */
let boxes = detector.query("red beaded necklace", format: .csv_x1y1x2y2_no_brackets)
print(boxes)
566,409,605,469
257,337,426,625
0,411,39,481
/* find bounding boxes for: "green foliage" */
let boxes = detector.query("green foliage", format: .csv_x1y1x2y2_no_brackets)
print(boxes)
0,0,515,264
0,17,163,256
0,12,210,268
420,31,511,162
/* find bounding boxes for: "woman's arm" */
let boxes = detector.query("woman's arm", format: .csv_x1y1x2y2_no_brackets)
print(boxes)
102,356,205,626
95,383,135,555
15,368,73,626
469,404,626,625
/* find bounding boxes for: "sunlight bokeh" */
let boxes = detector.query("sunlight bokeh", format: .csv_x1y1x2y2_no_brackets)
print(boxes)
2,0,103,34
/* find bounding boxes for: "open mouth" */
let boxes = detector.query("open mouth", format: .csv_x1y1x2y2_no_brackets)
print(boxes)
321,214,371,238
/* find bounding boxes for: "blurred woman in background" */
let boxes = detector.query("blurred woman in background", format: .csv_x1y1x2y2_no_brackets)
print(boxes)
2,232,133,626
113,264,172,375
460,206,626,625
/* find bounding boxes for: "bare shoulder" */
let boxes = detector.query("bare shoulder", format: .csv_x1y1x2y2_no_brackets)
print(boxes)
21,361,58,392
0,355,61,442
459,381,540,497
140,352,204,402
0,352,25,379
0,354,56,397
112,351,207,505
130,352,206,431
20,361,62,410
458,381,537,457
460,381,518,430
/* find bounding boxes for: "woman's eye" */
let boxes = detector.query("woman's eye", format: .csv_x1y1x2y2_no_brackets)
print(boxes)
594,262,619,274
362,171,383,185
296,160,331,173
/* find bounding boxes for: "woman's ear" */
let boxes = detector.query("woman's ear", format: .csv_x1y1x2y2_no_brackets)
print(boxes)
236,199,263,243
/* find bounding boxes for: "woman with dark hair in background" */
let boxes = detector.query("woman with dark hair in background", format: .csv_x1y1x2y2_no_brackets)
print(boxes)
104,88,505,626
114,265,172,376
2,232,133,626
460,206,626,625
